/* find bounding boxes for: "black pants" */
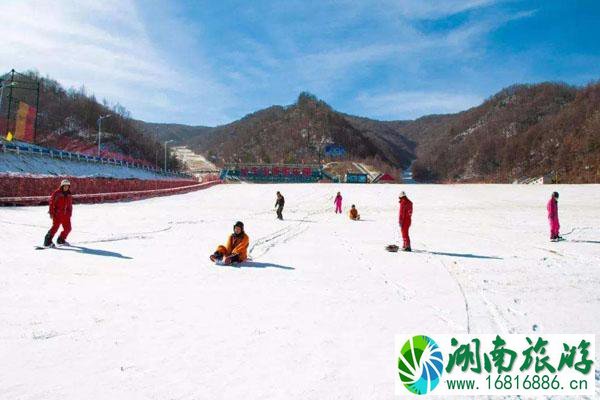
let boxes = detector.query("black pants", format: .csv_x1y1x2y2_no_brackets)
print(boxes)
213,252,241,263
276,206,284,220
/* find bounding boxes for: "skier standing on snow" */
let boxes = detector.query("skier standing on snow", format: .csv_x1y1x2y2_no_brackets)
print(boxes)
44,179,73,247
209,221,250,265
334,192,343,214
275,191,285,220
398,191,413,252
349,204,360,220
547,191,562,241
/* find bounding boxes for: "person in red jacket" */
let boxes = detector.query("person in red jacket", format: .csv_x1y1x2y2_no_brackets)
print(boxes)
398,191,413,252
44,179,73,247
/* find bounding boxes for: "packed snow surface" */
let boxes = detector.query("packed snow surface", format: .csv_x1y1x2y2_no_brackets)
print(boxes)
1,183,599,399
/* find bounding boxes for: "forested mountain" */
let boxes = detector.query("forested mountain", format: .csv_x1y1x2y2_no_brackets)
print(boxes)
405,82,599,183
138,83,600,183
9,68,597,182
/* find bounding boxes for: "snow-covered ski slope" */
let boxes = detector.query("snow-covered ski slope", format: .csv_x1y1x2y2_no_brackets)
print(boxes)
1,183,599,399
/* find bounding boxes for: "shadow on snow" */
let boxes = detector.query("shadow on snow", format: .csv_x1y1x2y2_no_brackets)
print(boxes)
415,250,502,260
54,245,133,260
221,261,295,270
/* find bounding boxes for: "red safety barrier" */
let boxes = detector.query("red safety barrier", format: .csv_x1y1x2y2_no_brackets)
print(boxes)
0,176,198,197
0,176,221,206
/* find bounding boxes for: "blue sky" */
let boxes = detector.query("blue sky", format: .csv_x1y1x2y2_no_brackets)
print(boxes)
2,0,599,126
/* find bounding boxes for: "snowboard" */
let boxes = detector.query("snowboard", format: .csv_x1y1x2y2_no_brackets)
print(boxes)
213,260,242,267
35,244,55,250
35,243,71,250
385,244,414,252
210,256,241,267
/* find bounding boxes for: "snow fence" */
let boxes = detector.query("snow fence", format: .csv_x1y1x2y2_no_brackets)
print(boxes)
0,176,221,206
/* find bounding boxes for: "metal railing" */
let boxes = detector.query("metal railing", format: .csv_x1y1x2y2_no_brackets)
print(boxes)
0,141,193,179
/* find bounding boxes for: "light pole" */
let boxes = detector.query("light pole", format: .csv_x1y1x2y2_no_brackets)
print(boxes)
0,80,17,136
164,139,174,172
154,133,159,170
97,114,112,157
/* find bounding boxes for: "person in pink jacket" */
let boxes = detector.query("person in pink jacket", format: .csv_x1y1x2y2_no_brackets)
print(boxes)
334,192,343,214
547,191,562,241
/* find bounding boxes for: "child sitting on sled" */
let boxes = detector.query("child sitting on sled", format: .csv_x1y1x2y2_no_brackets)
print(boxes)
210,221,250,265
349,204,360,221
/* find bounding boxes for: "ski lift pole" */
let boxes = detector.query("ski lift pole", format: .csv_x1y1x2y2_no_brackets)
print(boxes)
5,70,15,136
33,80,40,143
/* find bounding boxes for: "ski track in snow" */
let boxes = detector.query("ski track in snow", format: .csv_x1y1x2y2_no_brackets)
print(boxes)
346,236,467,332
0,183,599,400
438,259,472,333
249,190,330,260
76,226,174,244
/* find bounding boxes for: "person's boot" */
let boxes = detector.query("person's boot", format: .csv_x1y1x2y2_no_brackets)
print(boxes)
57,237,69,246
402,246,412,252
209,252,222,262
44,233,54,247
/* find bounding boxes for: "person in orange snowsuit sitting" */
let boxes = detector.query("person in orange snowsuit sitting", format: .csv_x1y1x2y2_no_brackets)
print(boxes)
349,204,360,221
210,221,250,265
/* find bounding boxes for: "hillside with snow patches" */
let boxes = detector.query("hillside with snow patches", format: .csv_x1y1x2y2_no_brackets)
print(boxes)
0,183,599,399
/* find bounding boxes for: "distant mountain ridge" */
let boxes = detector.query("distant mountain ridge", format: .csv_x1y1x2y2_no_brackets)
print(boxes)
137,92,414,179
136,82,600,183
133,121,212,143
